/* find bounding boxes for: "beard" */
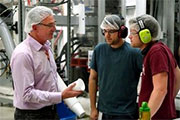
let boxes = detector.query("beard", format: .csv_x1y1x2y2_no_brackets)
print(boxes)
106,38,120,45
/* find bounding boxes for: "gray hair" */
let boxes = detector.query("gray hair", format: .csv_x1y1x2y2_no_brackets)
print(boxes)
100,14,125,30
24,6,53,33
129,14,161,41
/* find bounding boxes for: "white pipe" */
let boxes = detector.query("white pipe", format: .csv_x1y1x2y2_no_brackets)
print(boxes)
0,17,15,59
77,3,85,34
57,73,86,117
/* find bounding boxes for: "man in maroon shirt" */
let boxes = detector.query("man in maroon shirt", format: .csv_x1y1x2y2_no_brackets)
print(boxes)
128,14,180,119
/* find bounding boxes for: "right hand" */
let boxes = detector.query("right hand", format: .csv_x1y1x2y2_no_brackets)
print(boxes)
62,83,83,99
90,108,99,120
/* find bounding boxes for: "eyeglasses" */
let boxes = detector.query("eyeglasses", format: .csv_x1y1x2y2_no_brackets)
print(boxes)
102,29,119,35
130,32,138,36
37,22,56,28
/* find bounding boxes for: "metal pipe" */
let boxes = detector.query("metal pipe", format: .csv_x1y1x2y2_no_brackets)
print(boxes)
18,0,25,42
166,0,174,51
67,0,72,84
98,0,105,43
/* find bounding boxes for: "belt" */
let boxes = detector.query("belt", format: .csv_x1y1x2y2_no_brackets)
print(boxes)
41,105,56,111
16,105,56,113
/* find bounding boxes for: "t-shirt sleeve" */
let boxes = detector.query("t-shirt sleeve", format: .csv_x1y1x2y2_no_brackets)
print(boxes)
150,49,169,75
90,50,97,72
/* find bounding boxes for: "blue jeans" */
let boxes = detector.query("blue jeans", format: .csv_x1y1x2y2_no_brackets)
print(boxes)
14,105,59,120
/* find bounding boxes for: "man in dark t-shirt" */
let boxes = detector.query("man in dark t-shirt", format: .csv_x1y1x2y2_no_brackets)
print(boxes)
89,14,142,120
129,14,180,119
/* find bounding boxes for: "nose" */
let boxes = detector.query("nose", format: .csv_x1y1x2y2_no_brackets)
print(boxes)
52,25,56,31
104,32,111,37
128,34,132,39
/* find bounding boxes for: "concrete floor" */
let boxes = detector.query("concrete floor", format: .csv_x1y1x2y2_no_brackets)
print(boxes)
0,106,14,120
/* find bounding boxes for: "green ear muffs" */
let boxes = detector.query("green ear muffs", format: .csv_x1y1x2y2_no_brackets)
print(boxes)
137,17,152,44
139,29,152,44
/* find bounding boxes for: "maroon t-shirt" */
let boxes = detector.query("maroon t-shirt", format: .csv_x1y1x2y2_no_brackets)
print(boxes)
139,42,177,119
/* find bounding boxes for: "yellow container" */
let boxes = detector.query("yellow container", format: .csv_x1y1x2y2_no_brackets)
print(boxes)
139,102,150,120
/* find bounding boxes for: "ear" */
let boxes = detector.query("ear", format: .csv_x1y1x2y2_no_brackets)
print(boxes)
32,24,37,31
118,31,121,38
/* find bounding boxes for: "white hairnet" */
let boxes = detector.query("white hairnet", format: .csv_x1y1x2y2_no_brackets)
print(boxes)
24,6,53,33
100,14,125,30
129,14,161,41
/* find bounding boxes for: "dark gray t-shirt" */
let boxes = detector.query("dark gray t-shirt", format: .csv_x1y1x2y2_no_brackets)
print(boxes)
90,42,142,115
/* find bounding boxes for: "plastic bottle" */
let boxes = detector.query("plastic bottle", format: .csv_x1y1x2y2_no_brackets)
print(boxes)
139,102,151,120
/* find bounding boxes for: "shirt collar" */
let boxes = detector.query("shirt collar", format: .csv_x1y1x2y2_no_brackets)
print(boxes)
27,35,51,51
141,41,158,55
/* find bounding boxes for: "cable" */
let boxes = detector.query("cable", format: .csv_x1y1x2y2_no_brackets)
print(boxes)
0,6,17,25
0,7,12,17
39,0,68,7
0,49,9,77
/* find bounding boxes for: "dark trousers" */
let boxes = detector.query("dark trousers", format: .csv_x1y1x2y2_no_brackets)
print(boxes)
14,105,59,120
102,112,138,120
102,106,139,120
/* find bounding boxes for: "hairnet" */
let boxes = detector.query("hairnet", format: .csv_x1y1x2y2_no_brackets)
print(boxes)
100,14,125,30
129,14,161,41
24,6,53,33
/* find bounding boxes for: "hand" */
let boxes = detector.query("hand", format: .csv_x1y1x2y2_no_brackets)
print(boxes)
62,83,83,99
90,108,99,120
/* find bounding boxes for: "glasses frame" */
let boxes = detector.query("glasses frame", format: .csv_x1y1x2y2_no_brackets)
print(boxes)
37,22,56,28
130,32,138,36
102,29,119,35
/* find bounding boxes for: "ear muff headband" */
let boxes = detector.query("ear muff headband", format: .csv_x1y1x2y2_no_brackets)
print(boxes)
137,18,152,44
